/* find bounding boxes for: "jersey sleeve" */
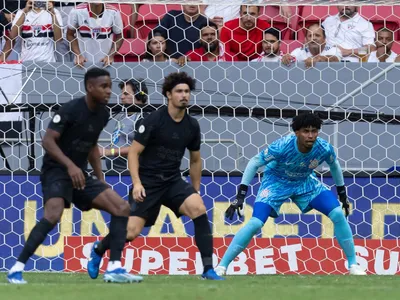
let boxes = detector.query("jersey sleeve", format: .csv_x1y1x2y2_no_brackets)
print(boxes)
12,10,23,27
325,143,337,166
67,9,78,30
259,141,280,164
133,113,157,147
187,120,201,151
112,11,123,34
362,22,375,46
54,9,63,27
47,104,73,135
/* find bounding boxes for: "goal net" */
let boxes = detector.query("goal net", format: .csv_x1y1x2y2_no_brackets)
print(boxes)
1,0,400,275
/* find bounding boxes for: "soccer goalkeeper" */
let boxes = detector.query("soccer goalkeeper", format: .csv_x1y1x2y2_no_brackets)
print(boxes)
215,112,366,276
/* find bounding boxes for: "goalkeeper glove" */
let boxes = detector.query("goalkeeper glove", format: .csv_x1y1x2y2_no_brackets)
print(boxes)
225,184,248,220
336,185,350,217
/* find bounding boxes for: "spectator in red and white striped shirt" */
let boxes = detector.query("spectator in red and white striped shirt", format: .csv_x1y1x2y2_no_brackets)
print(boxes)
67,2,123,67
0,0,62,62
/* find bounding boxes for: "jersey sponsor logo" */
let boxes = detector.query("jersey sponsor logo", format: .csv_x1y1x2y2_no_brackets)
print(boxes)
138,125,145,133
309,159,319,169
53,114,61,123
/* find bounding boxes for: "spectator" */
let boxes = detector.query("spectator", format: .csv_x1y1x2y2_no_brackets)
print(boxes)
142,30,173,62
0,0,62,63
220,5,270,61
282,24,341,68
67,2,123,67
185,21,224,62
102,79,149,173
367,28,397,63
54,1,82,63
0,8,13,39
201,3,293,28
322,6,375,62
156,5,208,58
252,28,282,62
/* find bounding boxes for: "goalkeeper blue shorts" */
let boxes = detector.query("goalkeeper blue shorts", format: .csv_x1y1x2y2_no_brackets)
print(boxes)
255,172,328,218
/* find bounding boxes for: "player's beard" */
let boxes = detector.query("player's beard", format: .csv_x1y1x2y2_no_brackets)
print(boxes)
202,42,218,53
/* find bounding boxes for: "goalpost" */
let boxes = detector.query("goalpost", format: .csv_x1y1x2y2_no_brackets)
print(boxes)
1,0,400,275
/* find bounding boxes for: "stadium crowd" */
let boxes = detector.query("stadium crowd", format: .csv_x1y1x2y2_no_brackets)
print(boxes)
1,1,400,67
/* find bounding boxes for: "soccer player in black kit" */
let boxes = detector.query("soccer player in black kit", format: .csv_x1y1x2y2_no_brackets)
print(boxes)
7,68,143,284
88,72,225,280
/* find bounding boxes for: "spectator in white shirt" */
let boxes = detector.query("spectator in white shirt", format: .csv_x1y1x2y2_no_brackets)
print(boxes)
252,28,282,62
0,0,62,62
282,24,341,68
67,2,123,67
367,28,397,63
322,6,375,62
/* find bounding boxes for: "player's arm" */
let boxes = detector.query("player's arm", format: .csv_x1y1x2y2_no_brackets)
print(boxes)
225,152,269,220
42,128,85,190
48,5,63,42
88,145,104,182
128,140,146,202
189,150,201,192
327,147,350,216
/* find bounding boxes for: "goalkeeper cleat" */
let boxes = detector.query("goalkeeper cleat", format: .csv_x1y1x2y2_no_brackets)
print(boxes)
88,241,102,279
201,269,225,280
214,265,227,276
349,264,367,275
104,268,143,283
7,271,27,284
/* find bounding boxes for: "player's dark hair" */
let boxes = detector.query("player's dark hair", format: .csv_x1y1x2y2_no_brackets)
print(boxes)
377,27,393,36
291,112,323,131
240,4,261,13
162,72,196,98
264,28,281,41
119,79,148,103
84,67,110,92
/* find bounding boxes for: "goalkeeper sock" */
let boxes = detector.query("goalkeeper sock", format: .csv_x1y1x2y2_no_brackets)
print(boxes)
95,234,132,256
329,206,357,266
193,214,214,273
109,216,128,262
17,218,55,264
219,217,264,268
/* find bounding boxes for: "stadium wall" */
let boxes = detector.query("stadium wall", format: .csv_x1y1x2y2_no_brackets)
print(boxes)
1,62,399,172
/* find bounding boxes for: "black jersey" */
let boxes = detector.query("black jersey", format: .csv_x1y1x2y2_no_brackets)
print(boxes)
42,97,110,171
134,106,201,180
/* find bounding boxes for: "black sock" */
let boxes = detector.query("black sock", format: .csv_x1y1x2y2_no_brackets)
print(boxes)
193,213,213,273
94,234,111,256
17,218,55,264
109,216,128,262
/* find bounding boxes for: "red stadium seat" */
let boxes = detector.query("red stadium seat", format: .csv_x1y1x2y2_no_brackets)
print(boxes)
359,6,400,40
280,40,303,54
259,6,299,40
114,38,146,62
135,4,183,39
109,4,133,38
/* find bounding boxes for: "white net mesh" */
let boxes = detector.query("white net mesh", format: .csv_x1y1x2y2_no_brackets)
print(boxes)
1,0,400,275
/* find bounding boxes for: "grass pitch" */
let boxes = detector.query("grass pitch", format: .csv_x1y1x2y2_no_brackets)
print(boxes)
1,273,399,300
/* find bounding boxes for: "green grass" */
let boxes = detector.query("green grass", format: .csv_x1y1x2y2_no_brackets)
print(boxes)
1,273,399,300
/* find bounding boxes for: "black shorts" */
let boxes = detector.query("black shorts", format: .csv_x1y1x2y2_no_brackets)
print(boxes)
41,168,109,211
129,176,197,227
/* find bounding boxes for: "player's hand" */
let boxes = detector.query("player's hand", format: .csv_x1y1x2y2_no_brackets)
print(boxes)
74,54,87,68
101,55,114,67
225,184,248,220
67,164,86,190
337,185,350,217
281,54,295,66
132,183,146,202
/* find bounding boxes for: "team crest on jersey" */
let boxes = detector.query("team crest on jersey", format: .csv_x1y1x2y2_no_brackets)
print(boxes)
259,188,269,198
33,25,42,36
309,159,319,169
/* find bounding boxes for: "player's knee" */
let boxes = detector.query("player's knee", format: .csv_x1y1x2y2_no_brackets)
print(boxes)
126,224,140,241
188,202,207,219
44,199,64,224
328,206,346,223
112,201,130,217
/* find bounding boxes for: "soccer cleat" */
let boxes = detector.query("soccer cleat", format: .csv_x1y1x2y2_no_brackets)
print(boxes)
104,268,143,283
201,268,225,280
214,265,227,276
87,241,102,279
349,264,367,275
7,271,27,284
